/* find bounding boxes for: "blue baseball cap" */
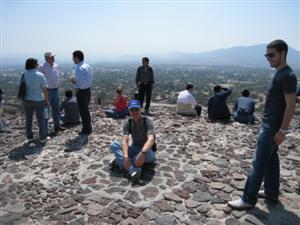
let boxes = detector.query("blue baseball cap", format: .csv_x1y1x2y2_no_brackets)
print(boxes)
128,100,141,110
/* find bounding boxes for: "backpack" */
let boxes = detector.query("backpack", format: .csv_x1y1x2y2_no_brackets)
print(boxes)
17,73,26,100
128,117,157,152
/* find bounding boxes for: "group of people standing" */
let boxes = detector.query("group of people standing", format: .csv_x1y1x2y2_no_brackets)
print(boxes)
13,39,299,210
17,50,93,142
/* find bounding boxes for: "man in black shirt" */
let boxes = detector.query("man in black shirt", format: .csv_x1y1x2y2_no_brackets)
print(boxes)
136,57,154,114
229,40,297,209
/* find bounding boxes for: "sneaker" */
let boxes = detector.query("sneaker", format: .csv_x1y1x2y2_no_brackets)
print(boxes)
129,170,141,182
258,190,278,202
55,126,66,132
228,198,253,209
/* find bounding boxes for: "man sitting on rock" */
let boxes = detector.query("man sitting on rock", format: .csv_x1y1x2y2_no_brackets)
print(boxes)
208,85,232,122
110,100,156,182
177,83,202,116
59,89,80,126
233,89,256,124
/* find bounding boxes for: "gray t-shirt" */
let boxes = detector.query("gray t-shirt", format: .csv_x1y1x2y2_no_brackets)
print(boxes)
262,66,297,128
123,117,155,147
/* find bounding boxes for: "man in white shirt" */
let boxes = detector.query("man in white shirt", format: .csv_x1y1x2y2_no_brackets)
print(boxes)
177,83,202,116
70,50,93,135
39,52,64,133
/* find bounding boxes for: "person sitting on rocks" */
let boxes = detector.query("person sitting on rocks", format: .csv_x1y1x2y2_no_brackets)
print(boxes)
208,85,232,122
59,89,80,126
177,83,202,116
104,87,129,119
110,100,156,182
233,89,256,124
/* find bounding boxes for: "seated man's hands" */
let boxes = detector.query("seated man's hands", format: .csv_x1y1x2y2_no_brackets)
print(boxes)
123,157,131,171
135,152,145,167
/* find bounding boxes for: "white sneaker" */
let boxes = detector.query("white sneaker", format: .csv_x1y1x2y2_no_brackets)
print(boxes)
228,198,253,209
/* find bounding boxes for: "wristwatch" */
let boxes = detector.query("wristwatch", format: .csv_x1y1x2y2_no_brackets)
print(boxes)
141,150,147,154
279,128,289,135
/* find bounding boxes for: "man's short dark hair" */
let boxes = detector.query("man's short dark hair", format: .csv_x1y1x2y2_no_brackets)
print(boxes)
25,58,38,70
142,57,149,62
186,83,194,90
73,50,84,61
267,40,288,57
242,89,250,97
214,85,222,93
65,89,73,98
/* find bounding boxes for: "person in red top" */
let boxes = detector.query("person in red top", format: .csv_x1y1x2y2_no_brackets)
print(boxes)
104,87,129,118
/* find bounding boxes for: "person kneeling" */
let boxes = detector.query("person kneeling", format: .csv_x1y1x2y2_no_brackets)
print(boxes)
110,100,156,182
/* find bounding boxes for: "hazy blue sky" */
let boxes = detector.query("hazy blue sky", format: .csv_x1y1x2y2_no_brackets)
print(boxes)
1,0,299,60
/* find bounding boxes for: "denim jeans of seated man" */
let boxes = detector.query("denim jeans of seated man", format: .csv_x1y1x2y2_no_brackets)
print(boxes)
242,122,280,205
104,109,128,119
110,140,156,175
234,112,255,124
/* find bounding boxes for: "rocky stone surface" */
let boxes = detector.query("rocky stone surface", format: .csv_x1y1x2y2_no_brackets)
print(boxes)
0,104,299,225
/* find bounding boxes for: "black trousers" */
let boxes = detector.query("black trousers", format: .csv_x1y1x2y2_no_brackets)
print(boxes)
76,88,92,133
138,83,152,110
194,105,202,116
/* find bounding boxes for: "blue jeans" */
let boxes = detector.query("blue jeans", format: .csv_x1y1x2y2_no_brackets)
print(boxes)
242,122,280,205
46,89,60,131
104,109,128,119
234,112,255,124
23,100,47,140
110,141,156,174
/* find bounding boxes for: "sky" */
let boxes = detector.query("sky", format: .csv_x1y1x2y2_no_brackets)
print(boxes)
1,0,300,62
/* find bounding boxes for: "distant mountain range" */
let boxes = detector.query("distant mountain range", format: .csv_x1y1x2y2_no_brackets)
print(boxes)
2,44,300,69
159,44,300,68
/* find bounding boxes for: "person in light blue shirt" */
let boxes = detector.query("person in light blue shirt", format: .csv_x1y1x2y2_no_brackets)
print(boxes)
17,58,48,142
69,50,93,135
73,61,93,89
233,89,256,124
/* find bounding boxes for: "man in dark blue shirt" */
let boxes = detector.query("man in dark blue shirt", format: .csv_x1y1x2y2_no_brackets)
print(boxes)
233,89,256,124
208,85,232,121
229,40,297,209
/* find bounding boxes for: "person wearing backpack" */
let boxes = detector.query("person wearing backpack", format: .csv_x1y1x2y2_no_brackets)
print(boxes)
110,100,156,182
233,89,256,124
17,58,48,143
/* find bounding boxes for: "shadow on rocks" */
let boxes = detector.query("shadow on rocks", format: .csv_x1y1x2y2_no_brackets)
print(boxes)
247,201,300,225
109,161,157,186
8,141,45,161
64,135,88,152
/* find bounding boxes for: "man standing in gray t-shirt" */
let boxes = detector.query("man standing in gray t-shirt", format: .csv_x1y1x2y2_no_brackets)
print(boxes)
110,100,156,182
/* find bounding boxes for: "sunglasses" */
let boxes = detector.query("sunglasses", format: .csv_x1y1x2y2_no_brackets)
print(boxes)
264,53,275,58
